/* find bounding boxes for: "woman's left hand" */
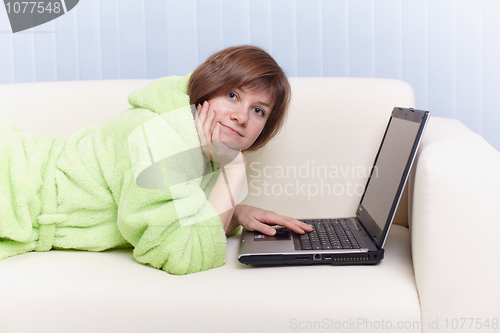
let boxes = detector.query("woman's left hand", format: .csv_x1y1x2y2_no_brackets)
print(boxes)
233,204,313,236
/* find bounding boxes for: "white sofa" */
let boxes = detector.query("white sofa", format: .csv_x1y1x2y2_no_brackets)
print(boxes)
0,78,498,333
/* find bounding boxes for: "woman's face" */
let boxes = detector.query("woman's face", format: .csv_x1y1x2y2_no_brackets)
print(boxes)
207,87,273,151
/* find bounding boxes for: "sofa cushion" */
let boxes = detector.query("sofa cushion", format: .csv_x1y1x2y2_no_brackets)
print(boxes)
0,225,421,333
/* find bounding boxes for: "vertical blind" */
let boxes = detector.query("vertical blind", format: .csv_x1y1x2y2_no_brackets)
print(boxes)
1,0,499,150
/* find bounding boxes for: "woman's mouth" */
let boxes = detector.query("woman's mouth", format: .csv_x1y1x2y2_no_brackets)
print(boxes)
221,123,242,136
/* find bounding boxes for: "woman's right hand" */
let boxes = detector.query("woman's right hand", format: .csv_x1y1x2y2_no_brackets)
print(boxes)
232,204,314,236
194,100,242,167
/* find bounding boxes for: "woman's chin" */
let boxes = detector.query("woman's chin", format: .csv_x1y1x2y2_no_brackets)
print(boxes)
219,134,244,151
222,141,242,152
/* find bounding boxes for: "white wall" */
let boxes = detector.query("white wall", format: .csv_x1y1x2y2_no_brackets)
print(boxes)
1,0,499,151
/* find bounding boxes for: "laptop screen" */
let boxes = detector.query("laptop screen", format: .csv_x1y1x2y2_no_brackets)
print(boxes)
357,108,429,248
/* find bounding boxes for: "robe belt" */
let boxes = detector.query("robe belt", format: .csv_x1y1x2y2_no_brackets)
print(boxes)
35,214,67,252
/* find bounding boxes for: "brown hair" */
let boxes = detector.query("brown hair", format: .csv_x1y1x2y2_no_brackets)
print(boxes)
188,45,291,151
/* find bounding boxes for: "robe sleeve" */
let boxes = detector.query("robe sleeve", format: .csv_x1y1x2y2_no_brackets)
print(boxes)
117,169,227,275
114,107,227,275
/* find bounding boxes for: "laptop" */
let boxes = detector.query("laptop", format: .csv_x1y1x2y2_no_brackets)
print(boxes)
238,107,430,265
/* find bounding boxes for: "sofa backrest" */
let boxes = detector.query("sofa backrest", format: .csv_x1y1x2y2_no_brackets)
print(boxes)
1,79,152,138
243,78,415,227
0,77,415,226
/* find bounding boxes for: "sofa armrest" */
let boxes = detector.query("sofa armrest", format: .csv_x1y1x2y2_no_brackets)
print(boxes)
409,117,500,332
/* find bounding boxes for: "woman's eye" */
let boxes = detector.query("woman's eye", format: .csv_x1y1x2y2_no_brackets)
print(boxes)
228,92,237,99
254,108,265,116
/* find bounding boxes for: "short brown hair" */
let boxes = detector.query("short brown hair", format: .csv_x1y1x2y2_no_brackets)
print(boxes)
188,45,291,151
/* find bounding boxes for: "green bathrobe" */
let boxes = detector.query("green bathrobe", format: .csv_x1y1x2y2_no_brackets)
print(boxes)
0,74,230,275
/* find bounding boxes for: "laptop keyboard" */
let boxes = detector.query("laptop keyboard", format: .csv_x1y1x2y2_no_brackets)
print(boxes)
299,219,361,250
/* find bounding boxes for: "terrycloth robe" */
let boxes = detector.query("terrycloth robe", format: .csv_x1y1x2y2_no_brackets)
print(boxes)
0,74,229,275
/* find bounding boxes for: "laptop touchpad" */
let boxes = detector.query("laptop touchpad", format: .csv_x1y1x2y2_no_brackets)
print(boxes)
254,228,292,241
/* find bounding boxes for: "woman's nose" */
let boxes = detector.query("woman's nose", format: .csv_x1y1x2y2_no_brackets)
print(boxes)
231,105,248,124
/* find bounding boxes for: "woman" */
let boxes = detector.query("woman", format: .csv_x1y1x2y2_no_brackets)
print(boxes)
0,45,311,274
189,45,312,238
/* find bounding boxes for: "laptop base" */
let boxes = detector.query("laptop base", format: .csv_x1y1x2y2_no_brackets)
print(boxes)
239,250,384,265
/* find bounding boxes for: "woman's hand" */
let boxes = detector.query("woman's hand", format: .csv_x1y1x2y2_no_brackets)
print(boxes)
194,101,241,167
233,204,313,236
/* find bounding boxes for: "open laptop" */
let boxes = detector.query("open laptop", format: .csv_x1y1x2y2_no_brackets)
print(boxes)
238,107,430,265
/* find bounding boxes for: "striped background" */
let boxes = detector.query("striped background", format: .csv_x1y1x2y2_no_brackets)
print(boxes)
1,0,499,151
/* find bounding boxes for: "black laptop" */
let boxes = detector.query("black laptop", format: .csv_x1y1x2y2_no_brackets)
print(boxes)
238,107,430,265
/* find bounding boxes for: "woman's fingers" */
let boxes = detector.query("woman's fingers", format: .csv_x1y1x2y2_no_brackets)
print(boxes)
195,101,217,161
244,218,277,236
212,120,221,142
248,211,313,236
201,102,213,141
279,216,314,234
198,100,208,122
265,214,313,235
195,115,206,149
